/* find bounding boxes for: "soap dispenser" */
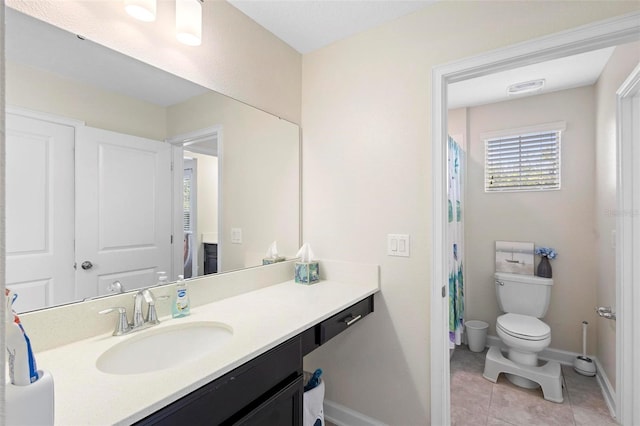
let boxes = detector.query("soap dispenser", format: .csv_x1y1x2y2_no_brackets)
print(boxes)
172,275,190,318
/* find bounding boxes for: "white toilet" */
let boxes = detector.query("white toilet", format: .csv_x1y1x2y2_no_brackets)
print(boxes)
483,272,564,403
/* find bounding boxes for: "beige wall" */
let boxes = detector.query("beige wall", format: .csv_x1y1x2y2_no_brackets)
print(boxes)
594,41,640,390
301,2,638,423
167,91,300,271
6,0,302,124
6,61,167,140
465,86,598,354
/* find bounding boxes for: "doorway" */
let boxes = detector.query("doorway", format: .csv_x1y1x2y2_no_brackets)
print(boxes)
168,125,222,279
430,13,640,426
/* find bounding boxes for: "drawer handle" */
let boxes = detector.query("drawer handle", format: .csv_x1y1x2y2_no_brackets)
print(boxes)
344,314,362,326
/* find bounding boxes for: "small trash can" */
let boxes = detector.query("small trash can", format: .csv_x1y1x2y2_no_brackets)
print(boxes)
465,320,488,352
303,370,325,426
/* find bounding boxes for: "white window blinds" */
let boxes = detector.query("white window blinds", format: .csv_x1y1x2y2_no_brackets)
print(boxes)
485,130,561,192
183,170,193,233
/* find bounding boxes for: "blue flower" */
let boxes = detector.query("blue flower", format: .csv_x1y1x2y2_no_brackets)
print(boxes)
535,246,557,260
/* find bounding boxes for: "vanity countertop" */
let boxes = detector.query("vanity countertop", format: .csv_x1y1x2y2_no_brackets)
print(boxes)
35,277,378,425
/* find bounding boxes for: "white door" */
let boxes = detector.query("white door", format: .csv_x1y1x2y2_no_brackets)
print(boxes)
75,126,172,299
5,113,76,312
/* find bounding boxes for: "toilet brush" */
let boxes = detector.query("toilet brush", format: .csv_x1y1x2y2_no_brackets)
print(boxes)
573,321,596,376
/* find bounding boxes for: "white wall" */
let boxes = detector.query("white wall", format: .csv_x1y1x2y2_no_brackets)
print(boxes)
301,2,639,423
465,86,598,354
594,40,640,390
0,0,6,415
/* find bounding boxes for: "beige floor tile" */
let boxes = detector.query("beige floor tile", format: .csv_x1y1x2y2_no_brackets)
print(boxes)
452,404,488,426
487,416,517,426
450,346,616,426
488,376,574,426
572,406,618,426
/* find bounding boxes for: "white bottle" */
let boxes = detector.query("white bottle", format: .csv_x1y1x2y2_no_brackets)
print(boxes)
156,271,168,286
5,290,37,385
172,275,190,318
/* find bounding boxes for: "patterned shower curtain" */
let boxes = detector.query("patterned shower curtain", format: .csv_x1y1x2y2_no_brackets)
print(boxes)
448,136,464,348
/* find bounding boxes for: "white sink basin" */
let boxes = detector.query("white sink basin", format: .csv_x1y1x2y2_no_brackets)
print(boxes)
96,321,233,375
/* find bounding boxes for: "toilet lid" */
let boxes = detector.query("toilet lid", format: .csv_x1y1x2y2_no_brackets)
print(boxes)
497,313,550,341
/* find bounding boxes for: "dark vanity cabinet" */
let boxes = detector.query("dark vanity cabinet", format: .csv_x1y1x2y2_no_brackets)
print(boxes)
136,336,303,426
135,295,374,426
204,243,218,274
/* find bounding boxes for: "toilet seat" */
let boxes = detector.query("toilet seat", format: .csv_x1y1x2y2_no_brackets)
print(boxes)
497,313,550,341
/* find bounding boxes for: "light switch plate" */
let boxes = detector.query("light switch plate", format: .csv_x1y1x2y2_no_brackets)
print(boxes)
231,228,242,244
388,234,410,257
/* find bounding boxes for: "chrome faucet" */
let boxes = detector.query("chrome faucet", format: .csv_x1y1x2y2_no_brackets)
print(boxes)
100,288,167,336
132,290,146,328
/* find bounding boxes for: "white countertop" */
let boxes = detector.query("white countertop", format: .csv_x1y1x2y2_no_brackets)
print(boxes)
35,278,378,425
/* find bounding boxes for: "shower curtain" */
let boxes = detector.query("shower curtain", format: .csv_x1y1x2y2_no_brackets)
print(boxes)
448,136,464,348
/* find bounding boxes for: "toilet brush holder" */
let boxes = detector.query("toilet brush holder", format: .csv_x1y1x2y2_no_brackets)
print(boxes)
573,321,596,377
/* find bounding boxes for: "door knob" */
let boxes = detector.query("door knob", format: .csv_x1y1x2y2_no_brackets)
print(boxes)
81,261,94,270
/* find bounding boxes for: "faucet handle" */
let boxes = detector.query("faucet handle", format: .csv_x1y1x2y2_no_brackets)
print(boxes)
99,307,131,336
144,289,169,325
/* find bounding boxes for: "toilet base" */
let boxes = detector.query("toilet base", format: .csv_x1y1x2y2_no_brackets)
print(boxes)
483,346,564,403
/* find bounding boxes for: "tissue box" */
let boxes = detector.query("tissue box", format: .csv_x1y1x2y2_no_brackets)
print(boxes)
263,256,286,265
295,261,320,284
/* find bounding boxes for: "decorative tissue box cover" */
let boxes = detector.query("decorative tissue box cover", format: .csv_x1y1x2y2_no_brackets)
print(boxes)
295,262,320,284
262,256,286,265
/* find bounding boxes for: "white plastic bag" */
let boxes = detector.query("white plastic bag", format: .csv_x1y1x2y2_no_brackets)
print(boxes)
303,378,325,426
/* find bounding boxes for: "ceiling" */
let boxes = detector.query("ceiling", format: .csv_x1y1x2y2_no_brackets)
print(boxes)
227,1,617,108
448,47,615,109
227,0,438,54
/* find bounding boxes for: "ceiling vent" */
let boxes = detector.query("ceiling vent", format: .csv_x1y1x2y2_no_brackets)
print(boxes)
507,79,545,96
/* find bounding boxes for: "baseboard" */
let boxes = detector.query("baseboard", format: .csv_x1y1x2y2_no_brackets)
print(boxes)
323,400,388,426
593,357,616,418
484,335,616,416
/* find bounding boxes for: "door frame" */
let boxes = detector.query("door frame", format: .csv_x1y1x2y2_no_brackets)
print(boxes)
616,63,640,424
430,12,640,425
167,125,223,279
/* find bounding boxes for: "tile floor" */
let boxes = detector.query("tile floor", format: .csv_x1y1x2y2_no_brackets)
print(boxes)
451,345,617,426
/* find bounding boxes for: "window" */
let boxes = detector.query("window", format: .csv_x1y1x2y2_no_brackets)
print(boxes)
485,126,562,192
183,168,193,233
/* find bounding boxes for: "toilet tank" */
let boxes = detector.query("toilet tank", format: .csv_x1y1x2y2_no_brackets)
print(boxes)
495,272,553,318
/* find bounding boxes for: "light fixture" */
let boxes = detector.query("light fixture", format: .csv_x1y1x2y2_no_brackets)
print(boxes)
176,0,203,46
507,79,545,96
124,0,157,22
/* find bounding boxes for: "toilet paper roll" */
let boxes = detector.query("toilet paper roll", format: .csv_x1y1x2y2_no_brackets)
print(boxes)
6,370,54,425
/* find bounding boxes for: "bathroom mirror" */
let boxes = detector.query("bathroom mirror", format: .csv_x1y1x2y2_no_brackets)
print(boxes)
4,8,300,313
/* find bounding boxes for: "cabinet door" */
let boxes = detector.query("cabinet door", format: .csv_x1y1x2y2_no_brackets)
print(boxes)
233,375,303,426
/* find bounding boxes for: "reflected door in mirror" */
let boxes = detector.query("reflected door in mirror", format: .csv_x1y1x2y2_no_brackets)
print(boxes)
74,126,173,300
6,113,75,312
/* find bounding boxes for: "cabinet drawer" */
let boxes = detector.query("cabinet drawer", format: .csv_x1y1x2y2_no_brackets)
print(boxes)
319,295,373,345
136,336,302,425
233,375,303,426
